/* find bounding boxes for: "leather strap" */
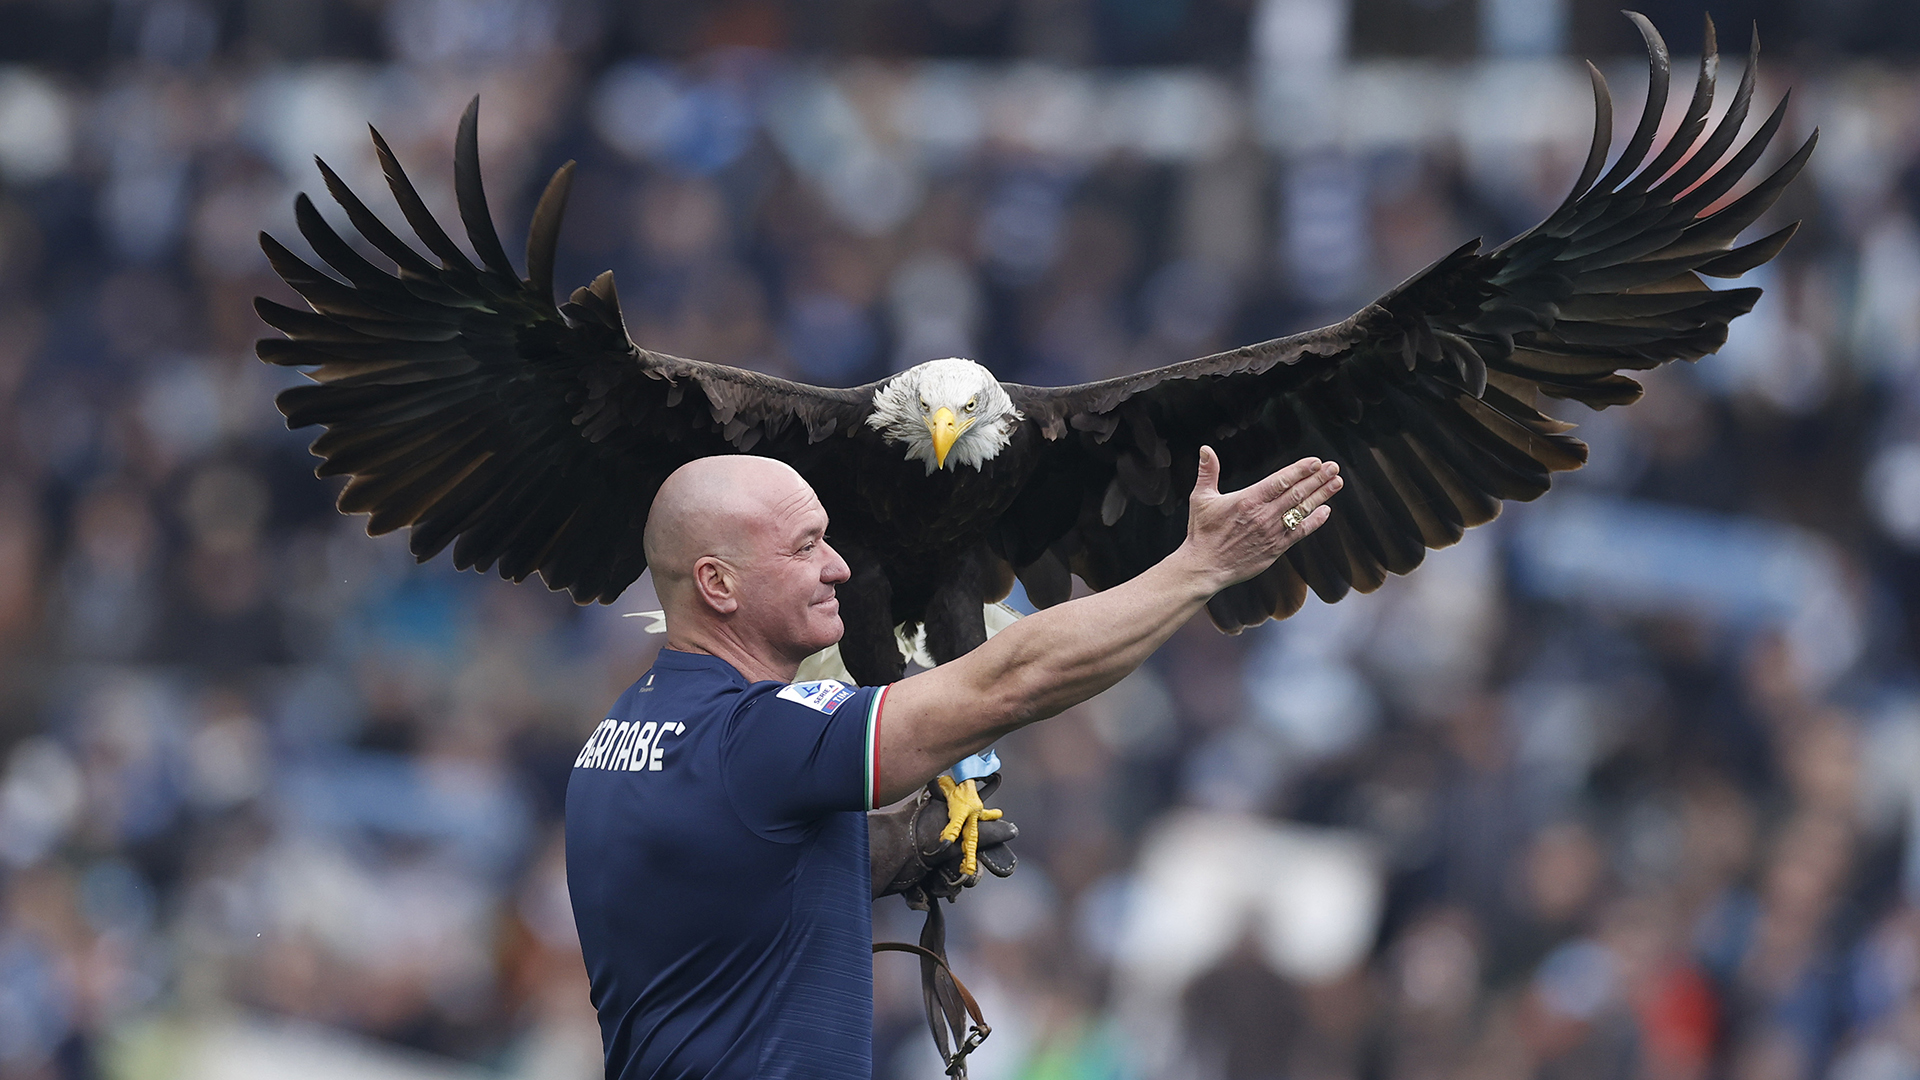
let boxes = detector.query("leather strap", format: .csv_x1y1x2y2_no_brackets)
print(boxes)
874,904,991,1078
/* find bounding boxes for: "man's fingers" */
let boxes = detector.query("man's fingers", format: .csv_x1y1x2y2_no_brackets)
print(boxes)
1251,456,1322,500
1252,457,1332,503
1259,465,1338,520
1195,452,1340,508
1290,463,1340,509
1284,473,1343,526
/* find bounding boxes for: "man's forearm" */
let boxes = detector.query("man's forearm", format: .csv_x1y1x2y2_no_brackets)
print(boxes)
872,451,1340,804
874,544,1219,802
970,546,1220,725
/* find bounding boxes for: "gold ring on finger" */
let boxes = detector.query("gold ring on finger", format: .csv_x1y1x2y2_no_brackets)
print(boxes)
1283,506,1307,530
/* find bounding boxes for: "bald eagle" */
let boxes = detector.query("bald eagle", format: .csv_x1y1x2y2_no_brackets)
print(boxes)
256,14,1812,686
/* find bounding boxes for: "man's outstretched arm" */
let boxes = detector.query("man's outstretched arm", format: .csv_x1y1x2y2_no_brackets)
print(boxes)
873,447,1342,805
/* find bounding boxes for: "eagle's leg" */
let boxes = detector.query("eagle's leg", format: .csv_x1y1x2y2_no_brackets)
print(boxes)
835,544,907,687
919,548,1009,864
921,550,994,666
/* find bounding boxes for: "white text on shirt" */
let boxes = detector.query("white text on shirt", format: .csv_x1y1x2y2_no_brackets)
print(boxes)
574,717,686,772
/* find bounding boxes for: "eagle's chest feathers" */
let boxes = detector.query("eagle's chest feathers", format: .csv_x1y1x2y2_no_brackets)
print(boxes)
855,443,1031,547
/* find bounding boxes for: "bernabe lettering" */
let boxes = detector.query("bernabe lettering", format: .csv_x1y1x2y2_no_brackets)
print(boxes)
575,718,685,772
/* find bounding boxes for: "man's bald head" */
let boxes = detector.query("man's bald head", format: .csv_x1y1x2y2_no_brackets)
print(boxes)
644,456,850,674
644,456,814,602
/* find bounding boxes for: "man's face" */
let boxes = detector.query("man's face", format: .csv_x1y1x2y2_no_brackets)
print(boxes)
736,478,851,662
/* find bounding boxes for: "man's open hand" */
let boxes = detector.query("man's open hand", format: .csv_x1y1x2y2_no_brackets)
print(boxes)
1181,446,1341,593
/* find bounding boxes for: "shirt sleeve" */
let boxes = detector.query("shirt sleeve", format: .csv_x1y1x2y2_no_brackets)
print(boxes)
720,680,887,841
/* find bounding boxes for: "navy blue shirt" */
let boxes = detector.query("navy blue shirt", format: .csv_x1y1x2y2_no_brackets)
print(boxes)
565,649,886,1079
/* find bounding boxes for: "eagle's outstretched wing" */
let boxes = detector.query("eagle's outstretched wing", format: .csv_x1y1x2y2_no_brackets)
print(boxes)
256,99,875,603
1001,14,1814,630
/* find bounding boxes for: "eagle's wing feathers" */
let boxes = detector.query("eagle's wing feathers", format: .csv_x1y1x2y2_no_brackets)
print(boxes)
257,97,873,603
1006,14,1812,631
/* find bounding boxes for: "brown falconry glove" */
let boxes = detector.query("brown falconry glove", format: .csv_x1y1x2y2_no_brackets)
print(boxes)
870,773,1017,905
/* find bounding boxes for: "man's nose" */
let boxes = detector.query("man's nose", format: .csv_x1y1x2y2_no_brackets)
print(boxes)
821,541,851,585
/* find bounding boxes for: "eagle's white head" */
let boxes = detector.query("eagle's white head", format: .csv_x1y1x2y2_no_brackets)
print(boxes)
867,358,1021,475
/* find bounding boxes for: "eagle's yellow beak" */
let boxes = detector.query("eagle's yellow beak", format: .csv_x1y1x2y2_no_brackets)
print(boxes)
927,407,961,469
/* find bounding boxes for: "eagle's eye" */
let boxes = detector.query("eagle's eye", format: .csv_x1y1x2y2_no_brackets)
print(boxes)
920,399,929,412
965,398,976,413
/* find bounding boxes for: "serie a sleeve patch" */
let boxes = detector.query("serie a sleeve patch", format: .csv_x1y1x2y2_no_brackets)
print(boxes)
776,680,856,714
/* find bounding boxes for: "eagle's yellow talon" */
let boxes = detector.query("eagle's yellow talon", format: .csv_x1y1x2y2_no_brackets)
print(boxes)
935,776,996,876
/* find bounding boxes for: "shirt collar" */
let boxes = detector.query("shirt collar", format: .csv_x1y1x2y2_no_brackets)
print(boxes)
652,647,750,686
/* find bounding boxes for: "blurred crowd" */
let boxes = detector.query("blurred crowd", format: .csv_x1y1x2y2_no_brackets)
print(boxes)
3,0,1920,1078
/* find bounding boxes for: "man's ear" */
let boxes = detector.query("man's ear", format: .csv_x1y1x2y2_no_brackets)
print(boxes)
692,556,739,615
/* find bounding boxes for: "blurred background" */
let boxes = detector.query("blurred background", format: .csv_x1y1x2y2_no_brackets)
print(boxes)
0,0,1918,1077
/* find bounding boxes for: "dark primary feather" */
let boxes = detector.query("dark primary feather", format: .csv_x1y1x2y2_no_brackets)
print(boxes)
1007,12,1813,632
256,96,872,605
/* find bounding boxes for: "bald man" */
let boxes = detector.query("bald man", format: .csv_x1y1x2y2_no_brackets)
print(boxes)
565,450,1341,1080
